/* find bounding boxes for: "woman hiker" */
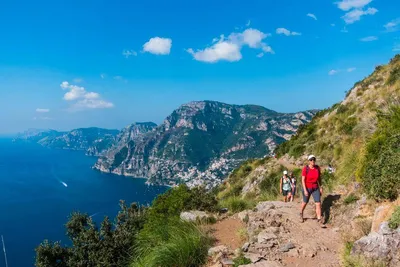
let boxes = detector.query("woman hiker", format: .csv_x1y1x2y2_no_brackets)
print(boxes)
300,155,325,226
280,170,292,202
289,171,296,202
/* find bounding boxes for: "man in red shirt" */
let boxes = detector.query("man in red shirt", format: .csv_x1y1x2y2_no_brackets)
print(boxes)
300,155,324,226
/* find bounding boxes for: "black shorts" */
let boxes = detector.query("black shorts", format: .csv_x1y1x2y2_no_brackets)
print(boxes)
282,189,291,196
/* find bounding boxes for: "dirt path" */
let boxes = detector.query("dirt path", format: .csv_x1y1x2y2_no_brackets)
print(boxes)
209,199,342,267
211,217,246,250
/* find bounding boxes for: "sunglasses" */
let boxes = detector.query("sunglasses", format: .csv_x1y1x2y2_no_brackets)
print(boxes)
309,158,316,161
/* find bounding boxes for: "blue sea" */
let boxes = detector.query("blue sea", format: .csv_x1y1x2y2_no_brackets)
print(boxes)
0,138,167,266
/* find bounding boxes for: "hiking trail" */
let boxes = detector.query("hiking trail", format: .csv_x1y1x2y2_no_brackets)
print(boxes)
208,197,342,267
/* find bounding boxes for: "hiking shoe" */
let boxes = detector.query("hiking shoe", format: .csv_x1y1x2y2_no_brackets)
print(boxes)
299,213,304,223
317,218,326,228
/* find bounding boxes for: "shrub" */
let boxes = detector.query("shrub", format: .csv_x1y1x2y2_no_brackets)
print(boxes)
343,193,359,205
233,254,252,267
388,206,400,229
148,184,218,223
132,218,212,267
35,201,147,267
386,66,400,85
219,196,253,213
358,106,400,200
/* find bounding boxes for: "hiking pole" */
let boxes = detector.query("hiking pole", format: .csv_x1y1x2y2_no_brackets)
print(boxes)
1,235,8,267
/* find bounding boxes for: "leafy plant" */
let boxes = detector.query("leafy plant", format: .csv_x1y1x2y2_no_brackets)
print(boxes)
358,106,400,200
35,201,147,267
388,206,400,229
343,193,359,205
131,219,212,267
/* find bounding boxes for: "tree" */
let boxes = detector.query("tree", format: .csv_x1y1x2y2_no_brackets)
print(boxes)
35,201,146,267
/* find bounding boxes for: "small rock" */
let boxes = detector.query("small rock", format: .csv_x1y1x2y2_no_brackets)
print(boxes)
255,202,276,212
242,242,250,252
221,258,234,266
287,248,299,257
180,210,208,222
244,252,264,263
208,245,229,256
378,222,395,235
238,260,283,267
257,231,277,244
234,248,242,257
279,242,295,252
332,227,340,233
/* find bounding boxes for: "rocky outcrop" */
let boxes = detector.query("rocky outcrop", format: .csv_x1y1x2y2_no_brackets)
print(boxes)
352,222,400,266
94,101,316,187
180,211,210,222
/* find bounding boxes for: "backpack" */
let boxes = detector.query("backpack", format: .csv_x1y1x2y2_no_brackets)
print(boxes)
305,165,321,180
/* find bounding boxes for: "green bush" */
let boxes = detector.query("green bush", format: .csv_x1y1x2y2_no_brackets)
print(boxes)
219,196,253,213
386,66,400,85
132,218,212,267
343,193,359,205
359,106,400,200
233,254,252,267
388,206,400,229
148,184,218,223
35,201,147,267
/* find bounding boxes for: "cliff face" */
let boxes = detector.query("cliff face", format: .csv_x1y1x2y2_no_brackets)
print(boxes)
15,127,120,156
94,101,316,187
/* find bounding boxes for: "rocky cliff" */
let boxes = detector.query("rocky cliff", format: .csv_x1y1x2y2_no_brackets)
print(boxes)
15,127,120,156
94,101,316,187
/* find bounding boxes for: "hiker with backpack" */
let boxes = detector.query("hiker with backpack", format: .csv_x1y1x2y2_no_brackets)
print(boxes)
280,170,292,202
289,171,296,202
300,155,324,226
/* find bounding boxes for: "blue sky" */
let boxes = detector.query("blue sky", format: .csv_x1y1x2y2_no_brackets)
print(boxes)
0,0,399,133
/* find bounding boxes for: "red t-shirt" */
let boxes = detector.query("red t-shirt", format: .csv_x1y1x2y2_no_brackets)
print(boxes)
302,166,320,189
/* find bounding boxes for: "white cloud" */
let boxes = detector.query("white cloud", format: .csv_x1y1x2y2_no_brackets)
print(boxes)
276,28,302,36
73,78,83,83
341,27,349,33
246,20,251,27
329,70,338,75
331,23,336,27
335,0,372,11
122,49,137,58
360,36,378,42
384,18,400,32
342,7,377,24
143,37,172,55
187,28,273,63
100,73,106,79
307,13,317,20
60,81,113,110
347,67,356,72
256,53,264,58
394,43,400,52
113,76,123,80
186,43,242,63
36,108,50,113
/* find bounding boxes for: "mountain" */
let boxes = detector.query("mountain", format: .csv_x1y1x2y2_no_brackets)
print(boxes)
215,54,400,267
94,101,317,187
219,54,400,201
15,127,120,156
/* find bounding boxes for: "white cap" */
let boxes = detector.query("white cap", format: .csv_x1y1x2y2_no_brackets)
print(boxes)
308,155,316,160
283,170,288,175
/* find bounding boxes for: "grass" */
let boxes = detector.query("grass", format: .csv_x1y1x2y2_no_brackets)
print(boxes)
343,193,359,205
219,196,254,213
233,254,252,267
341,242,386,267
131,219,212,267
388,206,400,229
